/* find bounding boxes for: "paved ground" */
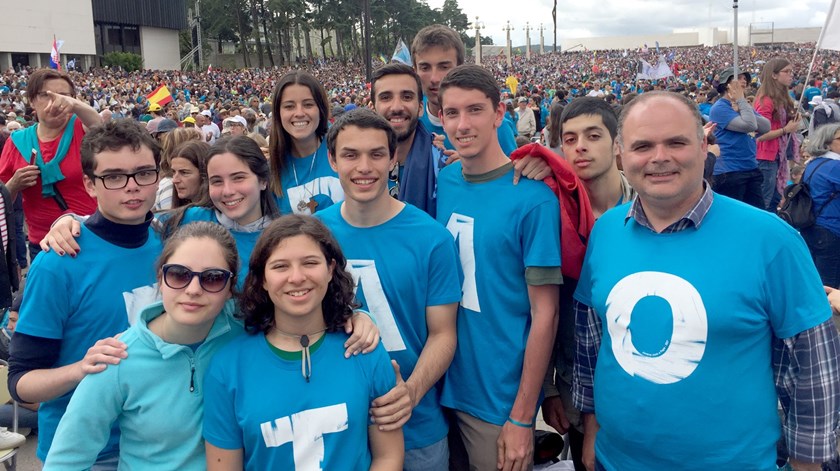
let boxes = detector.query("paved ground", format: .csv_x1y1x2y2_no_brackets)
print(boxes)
13,433,39,471
8,409,555,470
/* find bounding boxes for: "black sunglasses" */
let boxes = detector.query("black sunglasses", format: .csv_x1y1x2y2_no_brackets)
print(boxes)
162,264,233,293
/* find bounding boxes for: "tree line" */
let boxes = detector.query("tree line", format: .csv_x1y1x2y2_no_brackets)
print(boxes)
185,0,493,68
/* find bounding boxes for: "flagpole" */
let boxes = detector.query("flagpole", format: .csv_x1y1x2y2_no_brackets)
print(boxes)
732,0,739,78
799,0,837,111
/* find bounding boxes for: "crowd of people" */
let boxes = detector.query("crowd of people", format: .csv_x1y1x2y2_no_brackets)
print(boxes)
0,22,838,471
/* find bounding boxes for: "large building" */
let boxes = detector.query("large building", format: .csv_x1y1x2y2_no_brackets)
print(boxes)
0,0,187,71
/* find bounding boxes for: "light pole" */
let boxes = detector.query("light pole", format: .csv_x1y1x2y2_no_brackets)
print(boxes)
473,16,485,65
524,22,532,60
363,0,372,81
539,23,546,55
503,21,513,68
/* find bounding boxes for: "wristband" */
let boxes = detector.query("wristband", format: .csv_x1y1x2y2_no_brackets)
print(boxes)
507,417,533,428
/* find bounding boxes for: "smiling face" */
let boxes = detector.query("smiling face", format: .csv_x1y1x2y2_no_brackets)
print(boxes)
170,156,202,201
160,236,232,334
618,95,706,217
561,113,616,183
83,145,159,225
206,152,266,225
279,84,320,146
263,234,335,324
373,74,423,142
329,125,393,206
440,87,504,163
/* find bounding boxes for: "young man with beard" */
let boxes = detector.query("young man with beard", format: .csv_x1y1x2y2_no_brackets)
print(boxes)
370,63,446,216
320,109,462,471
8,119,163,468
436,64,561,471
370,63,548,216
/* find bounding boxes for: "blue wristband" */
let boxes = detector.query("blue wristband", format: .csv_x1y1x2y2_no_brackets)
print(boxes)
507,417,533,428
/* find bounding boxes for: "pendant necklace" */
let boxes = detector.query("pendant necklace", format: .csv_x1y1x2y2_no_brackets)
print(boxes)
291,154,317,212
273,327,326,382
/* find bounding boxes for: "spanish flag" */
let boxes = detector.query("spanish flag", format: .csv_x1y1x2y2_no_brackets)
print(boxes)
146,85,173,106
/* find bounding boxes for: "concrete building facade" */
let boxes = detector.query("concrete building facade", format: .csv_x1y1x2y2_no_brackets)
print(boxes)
0,0,186,71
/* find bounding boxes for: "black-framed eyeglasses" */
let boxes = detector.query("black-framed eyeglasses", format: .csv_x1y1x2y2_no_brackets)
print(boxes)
92,169,159,190
162,264,233,293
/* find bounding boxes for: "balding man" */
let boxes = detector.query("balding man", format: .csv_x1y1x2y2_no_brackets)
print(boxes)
572,91,840,471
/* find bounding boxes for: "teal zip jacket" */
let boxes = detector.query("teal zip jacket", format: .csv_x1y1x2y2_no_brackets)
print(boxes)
43,299,244,471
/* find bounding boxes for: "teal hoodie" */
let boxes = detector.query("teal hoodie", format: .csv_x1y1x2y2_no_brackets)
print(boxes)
43,300,244,471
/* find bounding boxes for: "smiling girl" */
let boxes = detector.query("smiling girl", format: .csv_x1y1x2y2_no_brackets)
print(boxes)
44,222,243,470
204,215,403,470
164,136,280,285
268,71,344,215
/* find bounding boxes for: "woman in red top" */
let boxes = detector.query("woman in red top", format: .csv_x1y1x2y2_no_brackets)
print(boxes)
0,69,101,262
754,58,802,211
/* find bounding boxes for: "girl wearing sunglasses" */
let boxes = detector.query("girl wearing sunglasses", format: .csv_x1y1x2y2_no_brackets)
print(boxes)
204,216,403,470
268,71,344,215
44,222,242,470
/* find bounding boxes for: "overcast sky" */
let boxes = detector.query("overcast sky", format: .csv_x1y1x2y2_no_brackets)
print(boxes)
426,0,834,46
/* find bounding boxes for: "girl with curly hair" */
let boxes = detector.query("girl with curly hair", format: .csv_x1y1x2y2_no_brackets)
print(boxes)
203,215,403,470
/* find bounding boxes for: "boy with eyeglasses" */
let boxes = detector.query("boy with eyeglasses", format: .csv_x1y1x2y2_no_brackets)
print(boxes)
8,119,163,469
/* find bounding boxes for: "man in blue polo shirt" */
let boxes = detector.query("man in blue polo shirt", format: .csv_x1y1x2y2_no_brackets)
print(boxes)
574,91,840,471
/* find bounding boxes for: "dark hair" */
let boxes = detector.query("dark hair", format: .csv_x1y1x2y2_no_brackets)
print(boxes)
25,69,76,105
156,221,240,295
238,215,356,334
560,97,619,141
268,70,330,197
169,140,211,209
81,120,161,179
617,91,704,150
439,64,500,110
326,109,396,160
371,63,424,105
411,24,466,67
162,136,279,238
547,102,565,149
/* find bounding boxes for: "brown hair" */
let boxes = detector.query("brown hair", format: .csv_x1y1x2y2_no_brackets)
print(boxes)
160,127,202,175
267,71,330,197
155,221,239,295
237,216,356,335
756,58,794,121
25,69,76,105
411,24,466,67
169,140,210,208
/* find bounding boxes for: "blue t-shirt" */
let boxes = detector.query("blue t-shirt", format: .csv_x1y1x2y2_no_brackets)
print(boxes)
574,196,830,470
436,162,561,425
180,207,261,286
317,203,462,449
420,97,517,155
16,226,162,461
276,139,343,215
710,98,759,174
203,333,395,470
